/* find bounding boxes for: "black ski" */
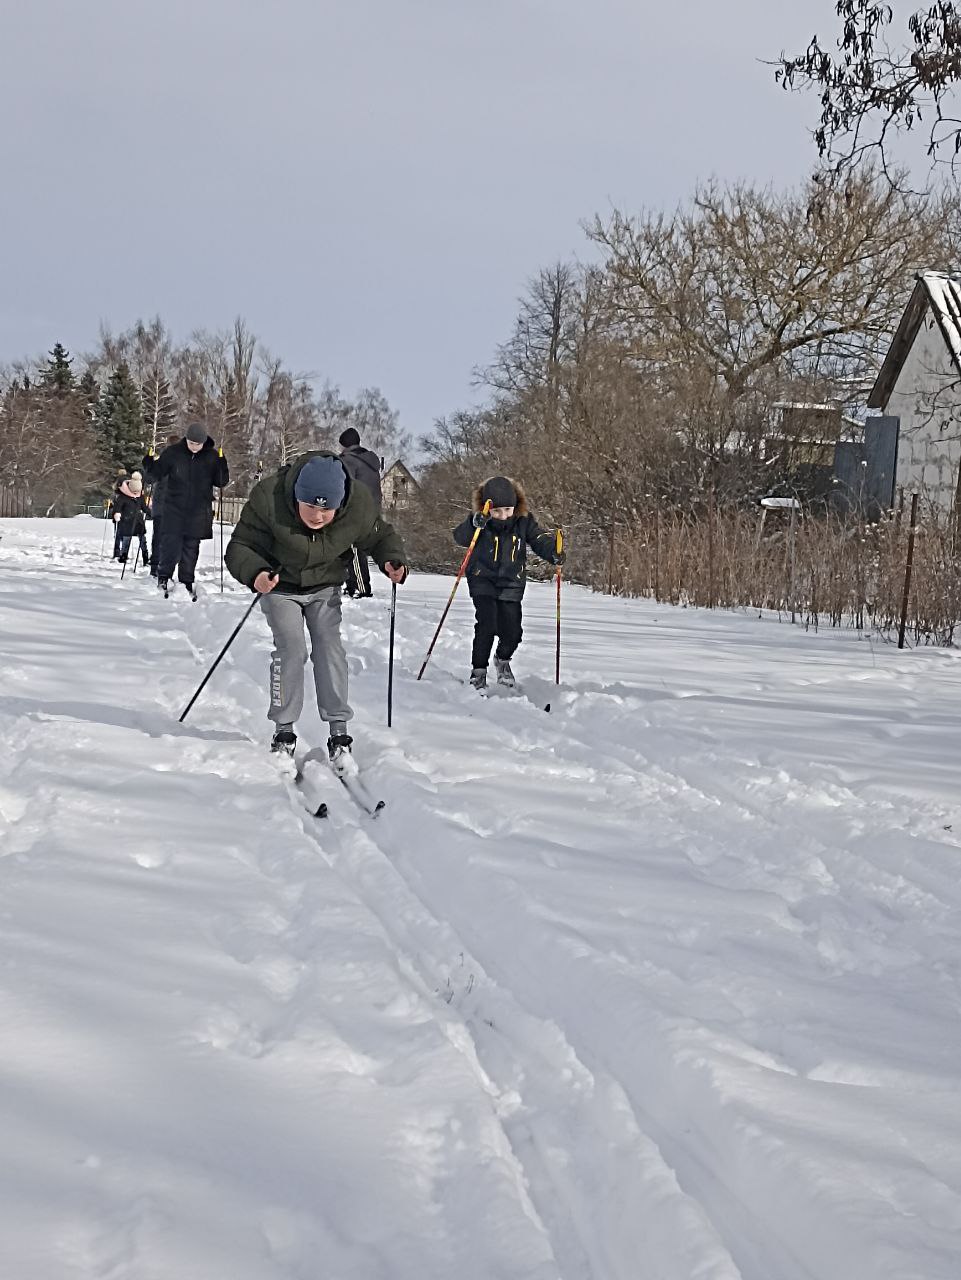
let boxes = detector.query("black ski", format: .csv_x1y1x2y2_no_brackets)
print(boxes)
332,762,386,816
290,756,329,819
462,677,551,713
292,748,385,818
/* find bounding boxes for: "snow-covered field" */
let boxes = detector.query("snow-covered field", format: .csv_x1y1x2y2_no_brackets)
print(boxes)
2,515,961,1280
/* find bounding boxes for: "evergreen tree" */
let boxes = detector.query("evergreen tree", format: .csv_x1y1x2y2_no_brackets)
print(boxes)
95,362,144,469
78,371,99,419
41,343,75,395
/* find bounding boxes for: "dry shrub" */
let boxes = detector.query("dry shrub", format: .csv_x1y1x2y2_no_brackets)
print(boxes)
580,507,961,646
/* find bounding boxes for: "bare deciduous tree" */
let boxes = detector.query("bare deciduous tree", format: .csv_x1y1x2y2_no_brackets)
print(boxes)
776,1,961,173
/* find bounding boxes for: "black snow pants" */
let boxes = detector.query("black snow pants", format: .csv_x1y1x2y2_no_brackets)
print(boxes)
470,595,523,669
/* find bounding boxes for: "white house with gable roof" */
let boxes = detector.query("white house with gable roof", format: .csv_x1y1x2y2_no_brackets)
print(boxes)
868,271,961,510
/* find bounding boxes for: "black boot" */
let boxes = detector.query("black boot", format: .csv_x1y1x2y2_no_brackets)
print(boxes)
494,657,515,687
327,732,354,773
270,725,297,756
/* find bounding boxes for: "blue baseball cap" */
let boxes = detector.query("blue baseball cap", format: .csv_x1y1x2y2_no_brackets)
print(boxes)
293,456,347,509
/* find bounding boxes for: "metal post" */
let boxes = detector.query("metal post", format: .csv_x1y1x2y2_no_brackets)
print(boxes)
897,493,920,650
554,529,563,685
707,481,716,608
789,503,797,624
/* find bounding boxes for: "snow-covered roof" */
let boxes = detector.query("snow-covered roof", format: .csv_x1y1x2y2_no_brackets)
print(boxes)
384,458,417,482
868,271,961,409
773,401,842,413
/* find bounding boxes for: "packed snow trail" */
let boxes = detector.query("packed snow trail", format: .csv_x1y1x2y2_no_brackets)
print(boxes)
2,518,961,1280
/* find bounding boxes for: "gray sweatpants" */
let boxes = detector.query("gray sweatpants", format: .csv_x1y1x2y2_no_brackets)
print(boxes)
259,585,352,727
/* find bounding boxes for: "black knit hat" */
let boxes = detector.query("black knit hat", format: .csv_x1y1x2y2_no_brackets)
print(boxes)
294,456,347,509
481,476,516,508
339,427,361,448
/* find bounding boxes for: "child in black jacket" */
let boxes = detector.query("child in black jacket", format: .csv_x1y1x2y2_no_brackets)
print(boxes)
452,475,564,689
112,474,149,565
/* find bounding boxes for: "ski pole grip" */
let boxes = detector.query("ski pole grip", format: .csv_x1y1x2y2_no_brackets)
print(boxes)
556,529,563,555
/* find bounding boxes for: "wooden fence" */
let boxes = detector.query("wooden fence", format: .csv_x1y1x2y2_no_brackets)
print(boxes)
0,489,249,522
0,489,30,517
216,494,246,525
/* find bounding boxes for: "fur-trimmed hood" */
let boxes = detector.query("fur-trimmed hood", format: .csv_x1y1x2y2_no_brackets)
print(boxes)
472,478,528,517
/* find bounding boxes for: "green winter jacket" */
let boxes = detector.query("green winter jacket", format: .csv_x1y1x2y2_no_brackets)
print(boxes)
225,452,405,593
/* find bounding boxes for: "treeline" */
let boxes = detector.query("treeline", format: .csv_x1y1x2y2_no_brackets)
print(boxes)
403,169,961,576
0,318,411,514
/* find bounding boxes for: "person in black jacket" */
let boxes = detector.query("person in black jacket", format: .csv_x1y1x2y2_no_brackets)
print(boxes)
112,473,149,565
452,475,564,689
338,427,381,598
145,432,181,576
143,423,229,597
110,469,128,559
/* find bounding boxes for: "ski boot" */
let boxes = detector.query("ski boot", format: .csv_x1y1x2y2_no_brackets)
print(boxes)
157,576,170,598
469,667,487,690
494,657,515,688
327,732,354,776
270,725,297,757
183,581,198,602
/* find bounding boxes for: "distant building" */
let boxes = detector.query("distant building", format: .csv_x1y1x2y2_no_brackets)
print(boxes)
382,459,417,511
754,402,862,506
868,271,961,511
766,402,860,469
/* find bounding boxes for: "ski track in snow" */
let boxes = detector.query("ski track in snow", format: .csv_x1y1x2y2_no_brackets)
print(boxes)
2,518,961,1280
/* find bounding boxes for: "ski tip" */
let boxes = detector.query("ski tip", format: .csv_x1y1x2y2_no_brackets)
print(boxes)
314,803,329,819
543,703,551,713
373,799,386,813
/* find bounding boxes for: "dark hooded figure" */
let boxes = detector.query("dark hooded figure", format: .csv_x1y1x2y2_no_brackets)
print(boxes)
143,423,228,597
452,475,564,690
143,431,182,576
338,427,382,598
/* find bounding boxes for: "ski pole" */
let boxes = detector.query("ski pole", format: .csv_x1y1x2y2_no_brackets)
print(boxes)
179,593,261,723
555,528,563,685
100,501,111,556
387,580,397,726
119,531,131,580
218,446,228,595
218,487,225,594
417,500,491,680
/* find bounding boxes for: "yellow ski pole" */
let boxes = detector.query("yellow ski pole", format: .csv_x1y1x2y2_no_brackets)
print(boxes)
417,500,491,680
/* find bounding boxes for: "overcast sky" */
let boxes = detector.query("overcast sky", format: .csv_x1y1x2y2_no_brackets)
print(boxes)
1,0,824,437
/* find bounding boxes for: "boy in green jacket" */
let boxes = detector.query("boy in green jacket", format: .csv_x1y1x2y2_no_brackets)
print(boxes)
225,452,408,761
